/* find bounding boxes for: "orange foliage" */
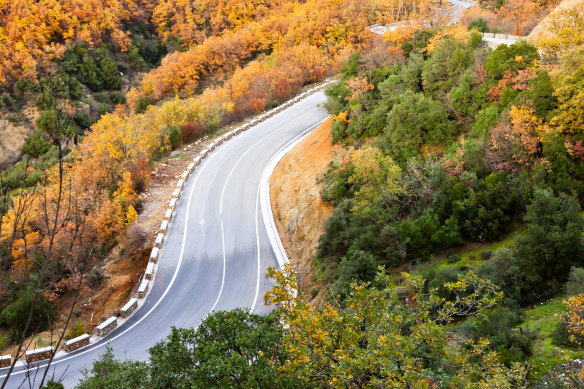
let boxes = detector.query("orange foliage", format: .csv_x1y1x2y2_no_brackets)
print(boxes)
563,293,584,344
152,0,288,47
0,0,154,86
345,77,375,100
129,0,439,106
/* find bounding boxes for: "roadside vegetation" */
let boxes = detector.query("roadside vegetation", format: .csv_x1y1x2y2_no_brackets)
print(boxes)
0,0,445,385
314,10,584,384
2,0,584,387
78,5,584,388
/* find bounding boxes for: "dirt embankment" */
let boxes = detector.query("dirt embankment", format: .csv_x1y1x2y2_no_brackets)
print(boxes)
0,103,39,168
270,118,335,308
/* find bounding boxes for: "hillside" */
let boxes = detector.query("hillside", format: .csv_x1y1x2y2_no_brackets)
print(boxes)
0,0,447,379
1,0,584,386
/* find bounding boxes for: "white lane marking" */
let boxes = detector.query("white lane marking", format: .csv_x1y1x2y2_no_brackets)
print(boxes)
0,93,326,381
213,106,322,313
211,218,227,314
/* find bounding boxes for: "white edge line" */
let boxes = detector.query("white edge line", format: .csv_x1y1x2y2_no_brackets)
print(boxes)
259,117,328,269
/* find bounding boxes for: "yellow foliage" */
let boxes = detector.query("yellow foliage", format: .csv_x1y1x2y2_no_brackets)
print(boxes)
426,25,470,53
535,7,584,62
125,205,138,224
383,21,422,45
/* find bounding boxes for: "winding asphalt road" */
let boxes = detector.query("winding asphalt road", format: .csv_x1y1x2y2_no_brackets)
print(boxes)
1,91,329,388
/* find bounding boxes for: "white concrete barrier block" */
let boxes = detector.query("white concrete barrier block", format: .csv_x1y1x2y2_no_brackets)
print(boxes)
187,162,195,172
0,354,11,368
95,317,117,336
172,188,181,198
145,262,154,279
169,198,177,209
138,278,149,298
155,233,164,247
176,179,185,188
120,298,138,318
160,220,169,232
150,247,159,262
193,156,201,165
164,208,173,220
64,334,90,352
181,170,189,179
25,347,54,363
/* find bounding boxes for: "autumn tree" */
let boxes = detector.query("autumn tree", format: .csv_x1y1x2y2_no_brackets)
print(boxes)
265,265,528,388
535,7,584,62
1,82,94,389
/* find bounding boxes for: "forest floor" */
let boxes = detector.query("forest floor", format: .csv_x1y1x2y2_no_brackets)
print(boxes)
270,117,335,309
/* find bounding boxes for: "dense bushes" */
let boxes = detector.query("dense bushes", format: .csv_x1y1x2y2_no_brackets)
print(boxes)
466,307,535,365
384,91,456,160
60,45,122,92
77,309,294,388
0,285,54,335
319,30,584,312
516,189,584,303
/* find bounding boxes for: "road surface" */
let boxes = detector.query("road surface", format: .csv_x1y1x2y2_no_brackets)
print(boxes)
1,91,329,388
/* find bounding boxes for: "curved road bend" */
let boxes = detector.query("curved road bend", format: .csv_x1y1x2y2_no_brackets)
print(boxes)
1,91,329,388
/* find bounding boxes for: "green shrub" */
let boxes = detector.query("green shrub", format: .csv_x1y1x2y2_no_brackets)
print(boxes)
422,38,474,97
97,102,111,116
566,267,584,296
41,381,65,389
0,92,16,108
66,321,85,340
0,285,54,335
168,125,181,150
94,93,109,103
332,249,378,295
384,91,456,160
22,131,51,157
98,56,122,90
472,307,535,365
477,248,522,303
135,96,152,114
485,40,539,80
109,92,126,104
516,189,584,304
468,17,488,32
426,266,462,298
74,110,95,130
